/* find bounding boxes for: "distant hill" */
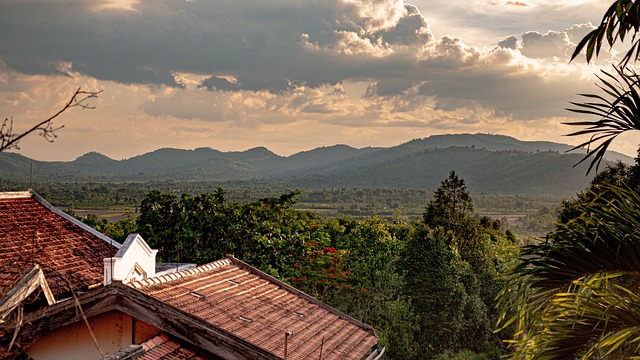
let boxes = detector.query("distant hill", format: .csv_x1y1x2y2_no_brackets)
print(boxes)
0,133,633,196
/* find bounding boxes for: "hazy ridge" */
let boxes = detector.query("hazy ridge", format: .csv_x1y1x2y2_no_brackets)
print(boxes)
1,133,632,196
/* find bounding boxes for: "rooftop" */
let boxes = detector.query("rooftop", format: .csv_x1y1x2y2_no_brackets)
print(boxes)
0,191,120,298
130,256,379,360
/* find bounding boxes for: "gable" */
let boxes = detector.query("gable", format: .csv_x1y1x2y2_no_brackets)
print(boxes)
104,234,157,285
0,264,55,321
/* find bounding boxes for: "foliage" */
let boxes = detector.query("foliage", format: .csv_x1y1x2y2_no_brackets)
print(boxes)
566,66,640,173
289,217,408,356
571,0,640,66
378,298,420,360
498,185,640,359
496,7,640,356
424,171,474,226
399,173,515,359
400,225,466,357
557,160,633,224
136,189,325,277
435,349,492,360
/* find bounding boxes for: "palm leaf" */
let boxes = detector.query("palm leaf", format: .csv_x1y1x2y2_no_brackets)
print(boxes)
572,0,640,66
497,185,640,358
565,65,640,173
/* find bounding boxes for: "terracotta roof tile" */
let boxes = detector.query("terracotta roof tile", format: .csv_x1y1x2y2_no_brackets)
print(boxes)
130,257,378,360
0,266,27,299
0,192,119,298
138,334,208,360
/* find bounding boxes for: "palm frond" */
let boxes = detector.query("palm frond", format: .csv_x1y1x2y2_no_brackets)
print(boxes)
523,278,640,359
497,185,640,358
571,0,640,66
520,185,640,290
566,66,640,174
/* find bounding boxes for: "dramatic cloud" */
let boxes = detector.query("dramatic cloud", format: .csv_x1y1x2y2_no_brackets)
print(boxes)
0,0,632,161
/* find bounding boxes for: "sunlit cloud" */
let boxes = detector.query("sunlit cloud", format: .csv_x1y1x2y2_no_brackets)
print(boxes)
0,0,633,161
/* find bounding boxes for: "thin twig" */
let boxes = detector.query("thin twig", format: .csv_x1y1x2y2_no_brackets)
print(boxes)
0,87,102,152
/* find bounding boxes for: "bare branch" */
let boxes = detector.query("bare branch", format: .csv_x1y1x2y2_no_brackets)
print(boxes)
0,87,102,152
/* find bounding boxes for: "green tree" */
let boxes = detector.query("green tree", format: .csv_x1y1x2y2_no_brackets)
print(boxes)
424,170,473,228
400,225,469,358
401,173,514,359
137,189,324,277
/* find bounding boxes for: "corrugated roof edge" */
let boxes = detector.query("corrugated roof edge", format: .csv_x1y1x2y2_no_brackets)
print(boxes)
226,255,378,337
27,189,122,249
128,255,377,337
128,258,232,289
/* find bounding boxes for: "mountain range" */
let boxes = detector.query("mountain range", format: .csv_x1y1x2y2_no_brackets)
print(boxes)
0,133,634,196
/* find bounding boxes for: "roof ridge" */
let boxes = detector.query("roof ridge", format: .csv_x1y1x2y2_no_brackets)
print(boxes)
29,190,122,250
128,258,232,289
0,191,32,199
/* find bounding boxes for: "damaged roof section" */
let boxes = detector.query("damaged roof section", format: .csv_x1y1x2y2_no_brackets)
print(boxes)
0,191,120,298
130,256,379,360
0,264,55,321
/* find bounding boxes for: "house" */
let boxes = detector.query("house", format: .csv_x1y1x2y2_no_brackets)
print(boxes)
7,256,382,359
0,191,384,359
0,191,162,289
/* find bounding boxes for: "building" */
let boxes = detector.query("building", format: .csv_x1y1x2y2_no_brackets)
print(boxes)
0,191,383,359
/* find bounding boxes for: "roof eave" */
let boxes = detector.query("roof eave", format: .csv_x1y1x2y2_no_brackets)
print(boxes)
2,282,282,360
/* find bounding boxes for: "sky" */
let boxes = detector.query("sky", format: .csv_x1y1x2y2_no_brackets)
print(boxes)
0,0,637,161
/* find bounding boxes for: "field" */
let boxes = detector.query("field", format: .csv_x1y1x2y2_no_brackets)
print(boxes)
57,185,566,239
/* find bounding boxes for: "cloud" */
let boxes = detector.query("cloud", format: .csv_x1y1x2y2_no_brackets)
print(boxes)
498,36,518,50
0,0,437,93
1,0,632,161
520,30,573,59
201,76,241,92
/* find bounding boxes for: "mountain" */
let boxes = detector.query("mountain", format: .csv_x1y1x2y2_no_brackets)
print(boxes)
0,133,633,195
400,133,632,163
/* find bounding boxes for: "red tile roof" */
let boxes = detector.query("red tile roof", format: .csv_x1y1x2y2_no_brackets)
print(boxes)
139,334,208,360
130,257,378,360
0,266,26,298
0,191,120,298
